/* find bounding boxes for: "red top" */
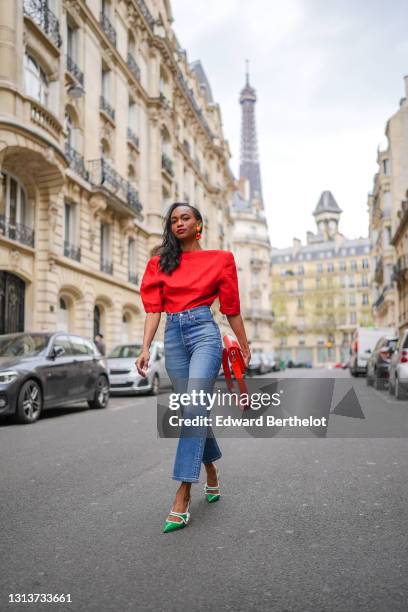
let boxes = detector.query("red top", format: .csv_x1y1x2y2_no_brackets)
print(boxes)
140,249,241,315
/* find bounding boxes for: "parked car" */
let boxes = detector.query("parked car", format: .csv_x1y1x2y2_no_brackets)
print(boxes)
107,341,170,395
263,351,280,372
247,351,264,376
389,329,408,399
349,326,396,376
366,335,398,389
0,332,110,424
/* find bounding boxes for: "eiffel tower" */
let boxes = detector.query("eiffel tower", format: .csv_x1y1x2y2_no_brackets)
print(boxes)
239,61,263,205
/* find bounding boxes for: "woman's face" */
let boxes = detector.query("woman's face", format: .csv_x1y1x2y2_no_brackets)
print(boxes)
169,206,201,240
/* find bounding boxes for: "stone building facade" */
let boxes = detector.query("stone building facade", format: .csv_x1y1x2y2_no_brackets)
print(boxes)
368,76,408,333
271,192,372,367
0,0,234,349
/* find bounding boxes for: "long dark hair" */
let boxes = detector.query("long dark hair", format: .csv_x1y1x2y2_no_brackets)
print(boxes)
150,202,203,275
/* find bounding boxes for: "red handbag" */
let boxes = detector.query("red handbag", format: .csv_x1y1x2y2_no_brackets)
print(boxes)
222,334,250,411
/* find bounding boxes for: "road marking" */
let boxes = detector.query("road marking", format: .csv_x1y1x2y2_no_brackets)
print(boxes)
370,387,403,405
109,399,149,411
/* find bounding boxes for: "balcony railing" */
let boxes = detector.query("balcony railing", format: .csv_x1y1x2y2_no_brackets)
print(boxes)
64,241,81,262
127,52,141,82
87,158,143,218
135,0,155,29
242,307,275,321
127,184,143,217
66,54,84,86
177,72,214,141
161,153,174,177
23,0,62,48
127,127,139,149
99,12,117,47
99,95,115,122
128,271,139,285
0,215,35,248
100,259,113,275
65,142,88,180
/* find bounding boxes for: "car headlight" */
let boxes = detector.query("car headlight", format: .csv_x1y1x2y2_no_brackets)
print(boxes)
0,370,19,384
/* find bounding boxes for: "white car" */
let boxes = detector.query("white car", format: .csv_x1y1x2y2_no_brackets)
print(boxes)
388,330,408,399
349,326,396,377
107,341,170,395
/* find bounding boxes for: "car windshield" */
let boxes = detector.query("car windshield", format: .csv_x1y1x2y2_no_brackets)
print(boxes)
0,334,50,357
108,344,142,358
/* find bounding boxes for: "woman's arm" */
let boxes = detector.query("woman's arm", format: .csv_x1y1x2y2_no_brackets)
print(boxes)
226,313,251,369
135,312,161,377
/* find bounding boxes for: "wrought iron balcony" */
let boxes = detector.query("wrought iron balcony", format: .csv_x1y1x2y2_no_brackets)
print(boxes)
127,184,143,217
99,11,117,47
65,142,88,180
135,0,155,29
127,127,139,149
23,0,62,48
177,72,213,141
64,240,81,262
99,95,115,122
100,259,113,275
0,214,35,248
374,257,383,284
242,307,275,322
87,158,143,218
127,52,141,82
66,54,84,86
128,271,139,285
161,153,174,177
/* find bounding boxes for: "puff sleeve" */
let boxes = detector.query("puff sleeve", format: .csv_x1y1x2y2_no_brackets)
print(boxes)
218,251,241,315
140,257,164,313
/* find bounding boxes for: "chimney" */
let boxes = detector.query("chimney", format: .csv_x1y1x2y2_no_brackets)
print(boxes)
292,237,301,254
403,75,408,105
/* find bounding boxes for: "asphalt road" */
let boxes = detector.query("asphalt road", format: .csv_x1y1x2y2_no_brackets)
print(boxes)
1,369,408,612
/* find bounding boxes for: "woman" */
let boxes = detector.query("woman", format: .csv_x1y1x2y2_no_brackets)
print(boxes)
136,202,251,533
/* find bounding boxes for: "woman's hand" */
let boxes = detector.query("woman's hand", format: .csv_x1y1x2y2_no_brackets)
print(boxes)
135,348,150,378
241,347,251,370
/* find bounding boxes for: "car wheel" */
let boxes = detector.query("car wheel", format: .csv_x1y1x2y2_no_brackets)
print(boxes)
88,375,110,409
16,379,42,424
388,377,395,395
395,377,407,400
373,376,384,390
149,373,160,396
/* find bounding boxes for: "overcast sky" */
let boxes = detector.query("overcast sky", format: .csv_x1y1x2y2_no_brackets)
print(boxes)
171,0,408,248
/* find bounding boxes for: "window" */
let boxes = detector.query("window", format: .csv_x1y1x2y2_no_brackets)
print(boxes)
52,335,73,356
327,262,334,272
67,21,78,63
100,223,111,272
298,265,304,275
362,258,369,269
348,275,355,288
349,294,356,306
102,66,110,101
0,172,29,227
350,312,357,324
24,54,49,106
317,263,323,273
382,159,390,176
361,274,368,287
64,201,77,246
128,98,138,133
70,336,90,355
128,238,137,283
350,260,357,271
339,260,346,271
362,293,369,305
297,280,303,292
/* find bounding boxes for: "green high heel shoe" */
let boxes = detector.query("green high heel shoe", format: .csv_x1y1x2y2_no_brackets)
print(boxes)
204,466,221,503
162,499,191,533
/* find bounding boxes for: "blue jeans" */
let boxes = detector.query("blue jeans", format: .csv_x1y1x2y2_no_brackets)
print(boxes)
164,304,223,482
